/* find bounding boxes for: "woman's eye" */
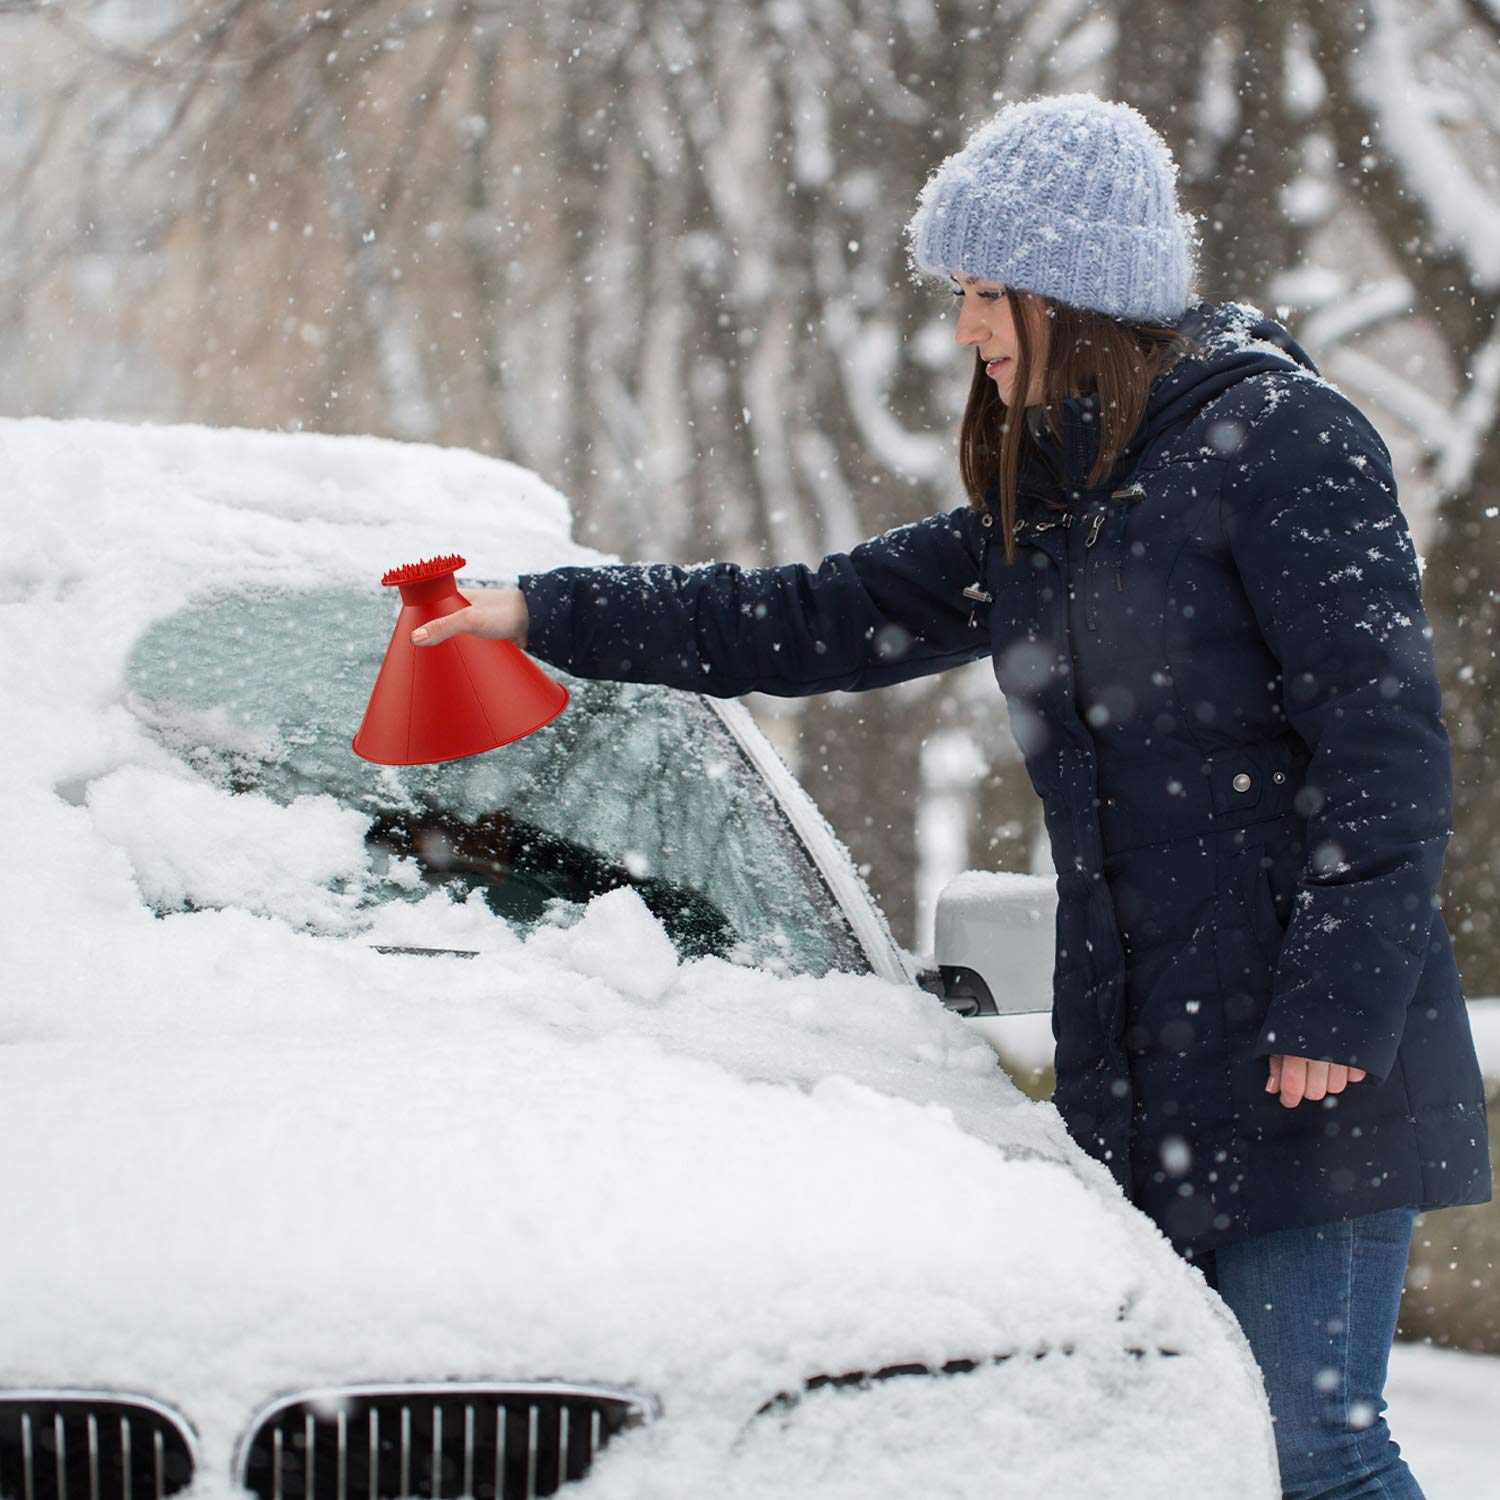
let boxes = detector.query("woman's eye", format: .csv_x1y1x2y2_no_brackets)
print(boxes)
949,285,966,298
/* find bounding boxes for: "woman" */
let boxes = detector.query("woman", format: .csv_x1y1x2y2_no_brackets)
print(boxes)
412,94,1490,1498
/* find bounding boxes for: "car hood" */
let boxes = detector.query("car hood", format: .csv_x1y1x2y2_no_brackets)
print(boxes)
1,890,1250,1454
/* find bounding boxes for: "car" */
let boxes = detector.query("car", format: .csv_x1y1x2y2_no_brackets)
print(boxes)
0,416,1279,1499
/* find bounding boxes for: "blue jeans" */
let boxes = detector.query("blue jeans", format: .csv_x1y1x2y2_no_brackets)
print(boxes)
1200,1207,1423,1500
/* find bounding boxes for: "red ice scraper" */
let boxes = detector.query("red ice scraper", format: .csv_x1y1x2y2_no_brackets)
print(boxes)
352,553,568,765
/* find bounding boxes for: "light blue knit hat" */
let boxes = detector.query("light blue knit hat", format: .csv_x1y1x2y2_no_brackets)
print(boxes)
906,92,1199,323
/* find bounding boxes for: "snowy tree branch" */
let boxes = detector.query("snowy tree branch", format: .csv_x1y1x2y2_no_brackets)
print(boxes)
1344,0,1500,289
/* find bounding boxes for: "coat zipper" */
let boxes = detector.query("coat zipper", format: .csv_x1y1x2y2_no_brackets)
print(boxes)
1084,483,1145,631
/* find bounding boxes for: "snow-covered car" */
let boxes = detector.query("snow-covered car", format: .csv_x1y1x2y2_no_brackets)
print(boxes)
0,418,1278,1500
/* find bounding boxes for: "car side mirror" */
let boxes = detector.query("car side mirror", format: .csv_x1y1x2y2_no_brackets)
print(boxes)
916,871,1056,1018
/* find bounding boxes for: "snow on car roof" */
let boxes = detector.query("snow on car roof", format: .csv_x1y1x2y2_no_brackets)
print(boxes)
0,418,1271,1496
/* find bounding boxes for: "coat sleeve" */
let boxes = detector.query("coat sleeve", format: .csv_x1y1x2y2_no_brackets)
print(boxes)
514,505,995,698
1221,376,1454,1082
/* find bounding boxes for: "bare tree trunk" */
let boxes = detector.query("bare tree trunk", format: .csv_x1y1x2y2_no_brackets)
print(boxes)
799,688,930,945
1115,0,1306,304
1424,447,1500,985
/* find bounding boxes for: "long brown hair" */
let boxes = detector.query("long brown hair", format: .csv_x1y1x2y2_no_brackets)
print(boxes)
959,289,1199,563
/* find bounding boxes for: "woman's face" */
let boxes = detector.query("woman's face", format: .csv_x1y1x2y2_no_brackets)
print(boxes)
951,273,1047,407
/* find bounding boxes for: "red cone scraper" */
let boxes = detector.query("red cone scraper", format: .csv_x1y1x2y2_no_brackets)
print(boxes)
352,553,568,765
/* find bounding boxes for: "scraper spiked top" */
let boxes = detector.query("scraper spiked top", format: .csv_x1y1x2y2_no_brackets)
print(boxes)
380,553,468,588
352,552,568,765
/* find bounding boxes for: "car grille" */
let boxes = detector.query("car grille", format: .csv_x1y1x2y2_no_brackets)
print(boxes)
0,1394,195,1500
238,1386,651,1500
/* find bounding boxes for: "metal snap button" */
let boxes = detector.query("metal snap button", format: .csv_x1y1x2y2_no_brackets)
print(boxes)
1272,770,1286,784
1232,772,1253,792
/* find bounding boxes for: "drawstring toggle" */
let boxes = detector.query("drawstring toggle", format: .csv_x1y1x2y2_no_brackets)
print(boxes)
966,510,996,627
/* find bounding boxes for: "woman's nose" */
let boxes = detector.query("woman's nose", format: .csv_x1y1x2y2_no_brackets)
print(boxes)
956,298,989,347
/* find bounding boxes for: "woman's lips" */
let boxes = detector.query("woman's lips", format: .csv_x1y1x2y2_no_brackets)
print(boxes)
985,357,1010,375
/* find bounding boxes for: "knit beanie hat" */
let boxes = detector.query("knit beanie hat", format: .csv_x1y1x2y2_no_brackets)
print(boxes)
906,92,1198,324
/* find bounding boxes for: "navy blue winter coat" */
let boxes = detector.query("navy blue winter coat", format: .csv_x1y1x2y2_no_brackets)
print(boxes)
518,299,1492,1256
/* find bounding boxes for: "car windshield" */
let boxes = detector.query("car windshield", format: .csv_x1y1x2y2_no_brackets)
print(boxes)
124,583,869,977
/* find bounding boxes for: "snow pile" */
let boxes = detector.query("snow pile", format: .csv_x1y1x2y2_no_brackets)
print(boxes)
1385,1341,1500,1499
88,765,385,929
0,419,1276,1499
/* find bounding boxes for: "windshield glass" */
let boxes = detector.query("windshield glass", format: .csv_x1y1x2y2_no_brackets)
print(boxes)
123,583,869,977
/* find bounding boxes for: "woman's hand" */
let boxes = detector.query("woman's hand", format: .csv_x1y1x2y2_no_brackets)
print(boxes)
1266,1054,1368,1108
410,586,529,650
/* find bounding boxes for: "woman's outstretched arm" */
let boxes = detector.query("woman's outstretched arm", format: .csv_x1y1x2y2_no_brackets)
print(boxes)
416,505,996,698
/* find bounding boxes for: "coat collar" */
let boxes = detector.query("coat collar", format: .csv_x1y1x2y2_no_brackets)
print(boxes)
1020,391,1115,502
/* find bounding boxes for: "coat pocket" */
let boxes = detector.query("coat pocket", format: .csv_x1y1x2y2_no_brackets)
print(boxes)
1234,823,1300,965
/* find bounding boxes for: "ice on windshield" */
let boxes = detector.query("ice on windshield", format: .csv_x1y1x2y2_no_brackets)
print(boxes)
123,582,868,976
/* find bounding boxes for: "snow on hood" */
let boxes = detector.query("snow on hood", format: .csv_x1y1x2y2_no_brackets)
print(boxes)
0,419,1271,1494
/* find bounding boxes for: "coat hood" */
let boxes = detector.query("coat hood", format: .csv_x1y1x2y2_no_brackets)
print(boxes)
1001,301,1321,592
1025,299,1321,497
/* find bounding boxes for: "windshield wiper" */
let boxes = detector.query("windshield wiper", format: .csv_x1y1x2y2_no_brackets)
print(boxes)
370,944,479,959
